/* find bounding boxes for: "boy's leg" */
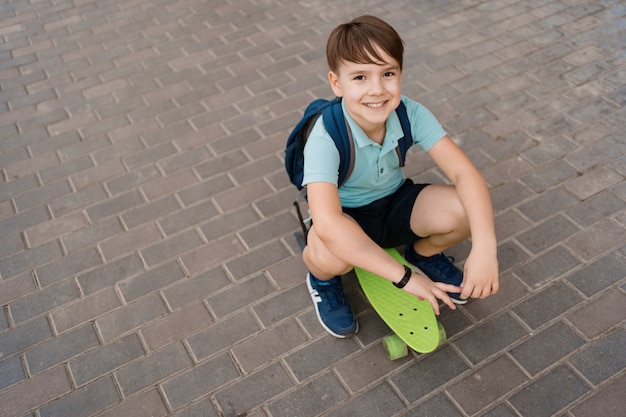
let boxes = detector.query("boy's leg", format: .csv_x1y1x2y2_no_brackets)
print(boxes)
406,184,471,303
303,226,358,338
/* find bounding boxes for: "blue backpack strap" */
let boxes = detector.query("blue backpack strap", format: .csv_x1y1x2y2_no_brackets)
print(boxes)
321,98,354,187
395,101,412,167
321,99,412,187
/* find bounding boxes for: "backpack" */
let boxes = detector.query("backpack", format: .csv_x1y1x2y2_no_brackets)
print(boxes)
284,97,413,191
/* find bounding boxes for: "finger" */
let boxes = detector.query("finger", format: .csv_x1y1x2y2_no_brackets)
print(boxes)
435,289,456,311
428,295,441,315
435,282,461,294
460,284,474,300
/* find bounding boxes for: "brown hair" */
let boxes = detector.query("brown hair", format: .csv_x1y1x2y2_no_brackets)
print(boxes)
326,15,404,73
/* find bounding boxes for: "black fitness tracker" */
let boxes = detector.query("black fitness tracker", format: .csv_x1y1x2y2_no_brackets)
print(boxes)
393,265,412,289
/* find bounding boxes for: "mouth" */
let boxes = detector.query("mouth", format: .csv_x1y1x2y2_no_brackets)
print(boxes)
363,100,387,109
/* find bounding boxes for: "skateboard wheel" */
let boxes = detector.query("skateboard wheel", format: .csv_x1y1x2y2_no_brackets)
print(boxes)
437,321,447,346
383,335,408,360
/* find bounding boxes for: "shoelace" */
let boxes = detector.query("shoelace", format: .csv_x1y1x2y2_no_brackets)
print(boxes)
316,280,348,311
422,253,460,278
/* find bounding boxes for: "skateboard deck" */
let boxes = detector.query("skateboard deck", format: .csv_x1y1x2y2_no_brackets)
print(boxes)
355,248,444,356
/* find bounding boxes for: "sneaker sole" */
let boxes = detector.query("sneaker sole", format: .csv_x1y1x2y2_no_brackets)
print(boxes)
306,274,358,338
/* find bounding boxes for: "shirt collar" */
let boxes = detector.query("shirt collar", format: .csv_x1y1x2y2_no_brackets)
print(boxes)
341,99,403,153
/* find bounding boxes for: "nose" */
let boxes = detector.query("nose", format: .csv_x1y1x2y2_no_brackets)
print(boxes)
369,77,384,95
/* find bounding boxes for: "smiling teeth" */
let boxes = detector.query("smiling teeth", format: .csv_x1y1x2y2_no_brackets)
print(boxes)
365,102,384,108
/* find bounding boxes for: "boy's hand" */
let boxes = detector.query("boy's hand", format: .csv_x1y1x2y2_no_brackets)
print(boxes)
403,273,460,315
460,249,499,300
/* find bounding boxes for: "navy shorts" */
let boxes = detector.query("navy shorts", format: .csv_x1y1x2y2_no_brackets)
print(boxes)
342,179,429,248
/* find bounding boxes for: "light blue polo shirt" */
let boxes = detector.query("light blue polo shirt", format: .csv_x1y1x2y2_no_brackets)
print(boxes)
302,96,446,208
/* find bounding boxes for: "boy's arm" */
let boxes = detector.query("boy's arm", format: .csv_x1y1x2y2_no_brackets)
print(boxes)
307,181,459,314
427,136,499,299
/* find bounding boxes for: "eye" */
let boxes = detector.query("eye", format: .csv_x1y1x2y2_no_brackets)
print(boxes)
384,71,396,77
353,75,365,81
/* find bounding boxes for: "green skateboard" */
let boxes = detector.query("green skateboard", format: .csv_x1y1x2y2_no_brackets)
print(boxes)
354,248,447,359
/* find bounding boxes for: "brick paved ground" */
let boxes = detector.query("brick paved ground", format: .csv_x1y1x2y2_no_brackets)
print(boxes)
1,0,625,416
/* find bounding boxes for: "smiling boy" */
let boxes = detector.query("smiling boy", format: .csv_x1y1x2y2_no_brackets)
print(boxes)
302,15,499,338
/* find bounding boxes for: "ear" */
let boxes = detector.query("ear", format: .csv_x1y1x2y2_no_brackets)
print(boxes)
328,71,343,97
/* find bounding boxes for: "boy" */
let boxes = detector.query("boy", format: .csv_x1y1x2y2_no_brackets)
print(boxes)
303,15,499,338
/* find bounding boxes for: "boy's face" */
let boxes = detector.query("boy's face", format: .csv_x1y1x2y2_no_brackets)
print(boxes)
328,45,402,140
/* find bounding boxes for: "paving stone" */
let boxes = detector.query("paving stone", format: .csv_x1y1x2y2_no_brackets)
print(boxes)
35,246,102,287
0,1,625,416
116,342,193,396
335,342,410,393
26,324,99,375
187,310,260,360
14,179,72,213
391,346,469,403
95,293,168,342
570,372,626,417
118,260,185,302
267,372,348,417
326,383,405,417
0,316,52,359
284,334,360,381
239,211,300,248
0,355,26,391
497,240,531,272
162,267,230,309
513,281,584,330
100,222,163,261
569,326,626,386
158,200,219,235
85,190,144,222
565,191,624,227
509,321,585,376
516,215,580,254
454,312,528,364
226,241,289,279
448,355,528,415
121,195,181,229
0,240,63,280
566,138,623,171
170,400,219,417
142,301,213,351
69,333,145,386
565,165,623,200
51,287,121,333
47,184,107,217
490,181,533,213
461,273,527,322
0,366,72,417
509,365,590,417
77,253,144,295
565,253,626,297
478,403,521,417
96,388,168,417
252,283,311,327
266,256,308,290
232,319,307,373
521,160,580,193
162,353,240,410
517,188,578,222
38,376,120,417
513,246,581,289
521,134,577,165
179,234,246,276
140,229,204,267
566,289,626,339
214,362,294,417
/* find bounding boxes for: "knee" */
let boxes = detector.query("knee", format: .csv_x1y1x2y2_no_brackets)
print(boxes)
303,229,351,277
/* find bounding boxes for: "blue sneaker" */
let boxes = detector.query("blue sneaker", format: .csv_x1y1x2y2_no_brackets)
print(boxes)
306,273,358,338
404,245,468,304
